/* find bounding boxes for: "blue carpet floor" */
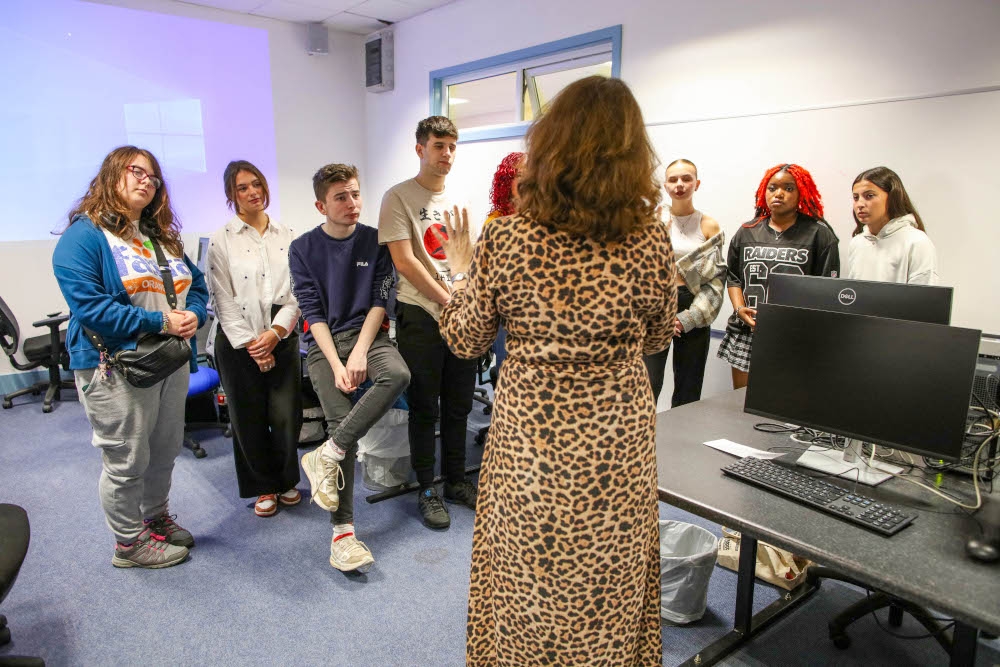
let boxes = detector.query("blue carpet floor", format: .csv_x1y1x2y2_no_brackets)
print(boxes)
1,395,997,666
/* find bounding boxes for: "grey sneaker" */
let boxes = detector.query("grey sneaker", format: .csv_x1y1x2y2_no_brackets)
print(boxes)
302,447,344,512
418,487,450,529
144,512,194,548
112,527,189,569
444,480,479,511
329,532,375,573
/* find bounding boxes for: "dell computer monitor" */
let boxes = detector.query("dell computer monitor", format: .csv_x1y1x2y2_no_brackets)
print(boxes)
767,274,953,325
745,304,979,467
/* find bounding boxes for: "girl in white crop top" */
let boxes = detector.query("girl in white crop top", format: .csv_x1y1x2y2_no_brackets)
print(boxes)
643,159,726,409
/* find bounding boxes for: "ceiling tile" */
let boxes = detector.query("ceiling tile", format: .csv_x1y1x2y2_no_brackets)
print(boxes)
323,11,389,34
292,0,359,11
249,0,336,22
397,0,456,9
348,0,421,22
175,0,268,11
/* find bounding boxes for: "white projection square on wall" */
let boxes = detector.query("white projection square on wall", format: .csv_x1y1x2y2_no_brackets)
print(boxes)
125,99,207,172
0,0,278,240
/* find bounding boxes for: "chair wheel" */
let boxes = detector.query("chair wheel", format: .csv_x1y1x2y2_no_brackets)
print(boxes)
483,405,492,415
2,400,11,409
832,633,851,650
224,426,233,438
193,448,207,459
42,404,53,414
31,389,41,396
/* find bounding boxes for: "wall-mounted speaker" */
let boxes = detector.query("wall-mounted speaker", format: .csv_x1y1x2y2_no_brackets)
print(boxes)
365,29,393,93
307,23,329,56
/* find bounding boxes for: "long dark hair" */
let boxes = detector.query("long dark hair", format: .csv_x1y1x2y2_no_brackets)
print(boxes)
65,146,182,256
851,166,924,237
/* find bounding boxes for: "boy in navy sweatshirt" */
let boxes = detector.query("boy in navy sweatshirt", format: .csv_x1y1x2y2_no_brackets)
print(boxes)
290,164,410,573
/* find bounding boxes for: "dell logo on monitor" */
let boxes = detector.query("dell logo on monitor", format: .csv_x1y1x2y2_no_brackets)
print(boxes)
838,288,857,305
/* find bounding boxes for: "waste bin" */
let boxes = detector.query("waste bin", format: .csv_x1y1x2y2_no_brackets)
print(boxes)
659,520,719,624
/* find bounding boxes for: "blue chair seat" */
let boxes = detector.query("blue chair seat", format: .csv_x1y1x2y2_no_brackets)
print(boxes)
188,365,219,396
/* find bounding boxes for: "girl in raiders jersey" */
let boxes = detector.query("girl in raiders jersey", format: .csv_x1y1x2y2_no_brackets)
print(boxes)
718,164,840,388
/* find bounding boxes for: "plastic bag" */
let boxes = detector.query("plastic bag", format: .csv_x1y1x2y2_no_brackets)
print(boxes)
361,454,413,491
357,408,410,489
659,520,719,624
716,527,812,591
357,408,409,460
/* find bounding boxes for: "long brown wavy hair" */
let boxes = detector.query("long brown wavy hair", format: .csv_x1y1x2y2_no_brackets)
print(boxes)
517,76,661,243
66,146,183,257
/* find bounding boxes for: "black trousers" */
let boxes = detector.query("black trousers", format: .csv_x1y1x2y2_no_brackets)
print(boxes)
644,285,711,408
214,330,302,498
396,302,477,488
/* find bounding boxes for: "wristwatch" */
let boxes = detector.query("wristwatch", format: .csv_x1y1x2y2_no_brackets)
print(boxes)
451,272,468,283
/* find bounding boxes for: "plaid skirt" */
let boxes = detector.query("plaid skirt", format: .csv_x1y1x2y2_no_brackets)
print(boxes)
718,330,753,372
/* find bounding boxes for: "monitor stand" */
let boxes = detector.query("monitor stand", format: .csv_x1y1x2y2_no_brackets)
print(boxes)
795,438,903,486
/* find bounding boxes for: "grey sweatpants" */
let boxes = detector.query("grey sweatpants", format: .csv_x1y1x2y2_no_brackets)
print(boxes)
75,365,190,544
306,330,409,525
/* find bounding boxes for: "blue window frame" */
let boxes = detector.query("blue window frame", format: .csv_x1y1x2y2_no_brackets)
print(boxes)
429,26,622,143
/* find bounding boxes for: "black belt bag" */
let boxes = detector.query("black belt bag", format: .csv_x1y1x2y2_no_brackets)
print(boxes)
86,234,191,389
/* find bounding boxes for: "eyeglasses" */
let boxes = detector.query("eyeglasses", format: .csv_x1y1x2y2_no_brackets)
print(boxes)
125,165,162,190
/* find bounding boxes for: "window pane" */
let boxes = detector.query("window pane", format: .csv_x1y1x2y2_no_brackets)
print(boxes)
531,61,612,115
447,72,518,129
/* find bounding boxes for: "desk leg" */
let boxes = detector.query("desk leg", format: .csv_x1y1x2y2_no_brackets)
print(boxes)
677,534,817,667
950,622,978,667
734,534,758,634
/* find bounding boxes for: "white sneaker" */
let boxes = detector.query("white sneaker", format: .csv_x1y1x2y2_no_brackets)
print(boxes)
301,447,344,512
329,532,374,573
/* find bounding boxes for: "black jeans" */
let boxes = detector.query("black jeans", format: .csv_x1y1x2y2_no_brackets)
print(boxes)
396,302,477,488
644,285,711,408
214,330,302,498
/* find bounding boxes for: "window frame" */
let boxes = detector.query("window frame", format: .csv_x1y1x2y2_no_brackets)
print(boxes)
429,26,622,143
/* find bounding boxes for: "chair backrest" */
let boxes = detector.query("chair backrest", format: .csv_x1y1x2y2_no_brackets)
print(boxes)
0,295,22,359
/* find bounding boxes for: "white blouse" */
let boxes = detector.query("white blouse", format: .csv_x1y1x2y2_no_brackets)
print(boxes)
205,215,300,349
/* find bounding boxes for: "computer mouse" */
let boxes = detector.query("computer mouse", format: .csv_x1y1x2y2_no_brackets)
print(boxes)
966,537,1000,563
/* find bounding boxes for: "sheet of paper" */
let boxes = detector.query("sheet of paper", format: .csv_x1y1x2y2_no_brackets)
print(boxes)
703,438,785,459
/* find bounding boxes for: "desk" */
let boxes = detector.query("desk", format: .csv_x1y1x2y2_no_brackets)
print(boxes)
656,389,1000,666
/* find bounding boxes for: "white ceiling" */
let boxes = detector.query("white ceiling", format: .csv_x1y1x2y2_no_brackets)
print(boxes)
174,0,457,34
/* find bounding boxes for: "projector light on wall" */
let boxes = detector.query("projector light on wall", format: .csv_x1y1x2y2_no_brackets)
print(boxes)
365,29,394,93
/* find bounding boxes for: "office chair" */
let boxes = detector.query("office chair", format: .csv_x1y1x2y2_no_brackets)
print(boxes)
805,567,953,654
0,296,75,414
182,315,230,459
0,504,44,666
473,347,495,447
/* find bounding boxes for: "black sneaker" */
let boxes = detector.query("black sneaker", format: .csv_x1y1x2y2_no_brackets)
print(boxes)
444,480,479,511
418,487,451,529
144,512,195,548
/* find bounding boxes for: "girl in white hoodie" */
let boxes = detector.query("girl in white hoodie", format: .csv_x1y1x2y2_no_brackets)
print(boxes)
847,167,938,285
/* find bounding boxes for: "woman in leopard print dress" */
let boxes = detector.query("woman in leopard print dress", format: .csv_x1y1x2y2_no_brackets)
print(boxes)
437,76,677,666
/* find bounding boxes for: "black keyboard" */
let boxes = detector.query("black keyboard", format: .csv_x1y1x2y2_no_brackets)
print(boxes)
722,457,916,536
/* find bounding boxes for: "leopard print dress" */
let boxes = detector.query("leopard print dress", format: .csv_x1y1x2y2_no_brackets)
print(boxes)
439,214,677,666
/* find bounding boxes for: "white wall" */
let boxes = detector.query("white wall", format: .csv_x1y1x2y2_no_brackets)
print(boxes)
364,0,1000,406
0,0,366,378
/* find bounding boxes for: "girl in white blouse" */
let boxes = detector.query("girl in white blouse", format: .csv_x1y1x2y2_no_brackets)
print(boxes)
206,160,303,517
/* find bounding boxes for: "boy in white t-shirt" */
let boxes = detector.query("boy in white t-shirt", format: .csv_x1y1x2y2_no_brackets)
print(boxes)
378,116,479,530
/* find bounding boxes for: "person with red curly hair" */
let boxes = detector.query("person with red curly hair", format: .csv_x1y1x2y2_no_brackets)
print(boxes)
482,152,525,374
484,151,525,225
718,164,840,388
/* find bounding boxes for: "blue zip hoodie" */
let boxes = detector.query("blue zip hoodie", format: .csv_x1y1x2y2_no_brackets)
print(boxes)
52,215,209,370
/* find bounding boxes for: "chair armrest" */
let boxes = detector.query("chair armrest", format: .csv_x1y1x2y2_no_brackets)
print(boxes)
33,313,69,329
